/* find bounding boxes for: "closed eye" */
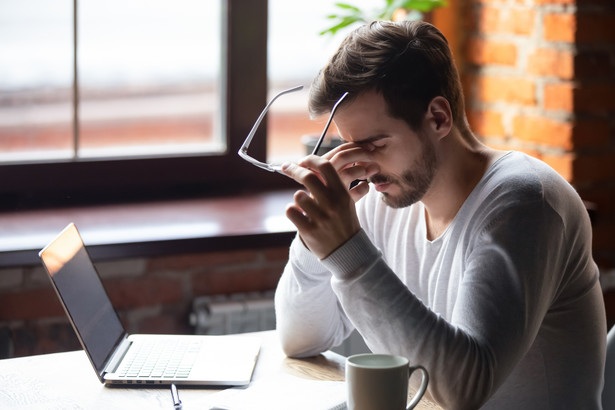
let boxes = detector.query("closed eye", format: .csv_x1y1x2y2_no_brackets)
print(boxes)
366,136,390,151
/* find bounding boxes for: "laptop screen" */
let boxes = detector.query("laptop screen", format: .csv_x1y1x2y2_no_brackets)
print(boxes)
40,224,125,376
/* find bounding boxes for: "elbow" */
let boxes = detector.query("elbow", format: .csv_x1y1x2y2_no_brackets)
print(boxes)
277,329,327,358
276,317,332,358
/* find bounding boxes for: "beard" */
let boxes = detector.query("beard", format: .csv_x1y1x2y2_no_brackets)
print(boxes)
369,135,438,209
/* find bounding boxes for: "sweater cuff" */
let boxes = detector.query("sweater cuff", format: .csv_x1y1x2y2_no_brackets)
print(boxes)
320,229,381,280
289,233,327,274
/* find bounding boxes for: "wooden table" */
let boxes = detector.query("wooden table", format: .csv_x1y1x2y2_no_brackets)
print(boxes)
0,331,441,409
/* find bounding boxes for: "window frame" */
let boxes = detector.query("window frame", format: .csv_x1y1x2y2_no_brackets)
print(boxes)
0,0,296,210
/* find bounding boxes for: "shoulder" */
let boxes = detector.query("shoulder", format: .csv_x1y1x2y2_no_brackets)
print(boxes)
482,151,579,207
471,151,589,237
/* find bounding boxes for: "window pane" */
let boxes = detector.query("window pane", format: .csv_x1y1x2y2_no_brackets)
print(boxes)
0,0,73,163
267,0,375,163
78,0,222,159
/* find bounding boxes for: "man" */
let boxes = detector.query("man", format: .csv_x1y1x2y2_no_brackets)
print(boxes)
274,21,606,409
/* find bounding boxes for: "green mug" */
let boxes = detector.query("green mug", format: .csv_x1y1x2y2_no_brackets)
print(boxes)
346,353,429,410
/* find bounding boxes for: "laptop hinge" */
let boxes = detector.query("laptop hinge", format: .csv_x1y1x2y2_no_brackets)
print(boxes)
104,335,132,375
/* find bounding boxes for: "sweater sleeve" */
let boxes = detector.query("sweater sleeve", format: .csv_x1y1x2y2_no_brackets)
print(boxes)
274,234,355,357
321,198,578,409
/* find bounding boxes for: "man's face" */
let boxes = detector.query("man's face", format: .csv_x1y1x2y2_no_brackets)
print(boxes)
334,90,438,208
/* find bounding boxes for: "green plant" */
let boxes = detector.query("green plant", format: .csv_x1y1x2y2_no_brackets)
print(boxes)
320,0,447,36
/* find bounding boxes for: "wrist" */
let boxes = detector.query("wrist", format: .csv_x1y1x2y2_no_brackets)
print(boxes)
320,229,380,280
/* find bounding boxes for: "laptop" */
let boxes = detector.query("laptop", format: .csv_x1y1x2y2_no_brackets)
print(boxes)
39,223,261,387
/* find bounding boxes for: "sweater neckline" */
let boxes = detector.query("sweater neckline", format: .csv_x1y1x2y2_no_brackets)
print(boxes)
419,151,514,244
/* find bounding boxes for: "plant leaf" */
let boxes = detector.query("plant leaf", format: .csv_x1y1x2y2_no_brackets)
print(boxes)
319,0,447,36
399,0,447,12
319,15,365,36
333,2,362,13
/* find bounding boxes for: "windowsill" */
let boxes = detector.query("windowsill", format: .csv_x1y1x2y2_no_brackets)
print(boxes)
0,190,297,268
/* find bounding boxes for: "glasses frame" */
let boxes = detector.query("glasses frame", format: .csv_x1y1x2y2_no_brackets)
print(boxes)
238,85,349,174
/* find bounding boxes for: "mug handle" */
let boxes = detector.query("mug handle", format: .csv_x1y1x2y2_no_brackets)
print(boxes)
407,365,429,410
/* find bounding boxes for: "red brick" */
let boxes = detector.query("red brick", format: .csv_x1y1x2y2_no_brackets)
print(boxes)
466,38,517,66
477,7,500,33
462,74,477,104
544,82,615,114
432,4,466,60
541,152,574,181
191,268,281,296
527,49,574,80
468,110,506,137
504,8,536,35
12,322,81,357
147,250,260,271
105,277,183,309
534,0,574,4
476,7,534,35
477,76,536,106
262,246,290,262
136,312,192,335
512,116,573,150
544,13,576,43
517,147,544,160
544,82,574,112
0,288,64,320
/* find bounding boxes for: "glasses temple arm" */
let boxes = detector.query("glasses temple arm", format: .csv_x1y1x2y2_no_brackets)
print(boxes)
311,92,349,155
238,85,304,154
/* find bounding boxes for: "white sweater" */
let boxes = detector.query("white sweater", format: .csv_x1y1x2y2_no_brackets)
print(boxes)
275,152,606,409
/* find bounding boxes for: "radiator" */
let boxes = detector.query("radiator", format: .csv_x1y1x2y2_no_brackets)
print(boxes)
189,291,370,356
189,291,276,335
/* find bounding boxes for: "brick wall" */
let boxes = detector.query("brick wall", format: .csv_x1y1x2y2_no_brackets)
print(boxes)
434,0,615,323
1,1,614,358
0,245,289,359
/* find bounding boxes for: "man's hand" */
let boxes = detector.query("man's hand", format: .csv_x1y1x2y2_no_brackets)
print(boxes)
281,144,378,259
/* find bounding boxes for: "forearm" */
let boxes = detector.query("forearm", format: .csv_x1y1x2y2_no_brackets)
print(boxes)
331,258,496,408
322,230,523,409
274,236,354,357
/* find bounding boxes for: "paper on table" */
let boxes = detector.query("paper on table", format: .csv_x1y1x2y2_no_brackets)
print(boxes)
207,374,347,410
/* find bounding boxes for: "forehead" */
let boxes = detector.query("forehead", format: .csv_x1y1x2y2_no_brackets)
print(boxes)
333,90,408,143
336,90,388,119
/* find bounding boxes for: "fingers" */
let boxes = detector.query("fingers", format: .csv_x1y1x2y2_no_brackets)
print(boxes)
281,153,365,259
285,195,313,233
348,180,370,202
320,144,378,194
283,156,347,202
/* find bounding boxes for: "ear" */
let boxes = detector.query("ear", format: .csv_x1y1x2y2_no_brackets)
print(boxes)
424,96,452,140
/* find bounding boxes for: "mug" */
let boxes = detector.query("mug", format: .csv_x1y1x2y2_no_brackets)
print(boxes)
346,353,429,410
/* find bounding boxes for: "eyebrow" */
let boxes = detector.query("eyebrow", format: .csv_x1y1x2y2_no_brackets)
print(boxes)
342,134,391,145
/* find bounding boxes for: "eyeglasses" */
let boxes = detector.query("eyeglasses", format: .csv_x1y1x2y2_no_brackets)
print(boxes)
238,85,349,174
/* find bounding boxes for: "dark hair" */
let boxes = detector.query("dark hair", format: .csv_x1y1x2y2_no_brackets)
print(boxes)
309,20,466,130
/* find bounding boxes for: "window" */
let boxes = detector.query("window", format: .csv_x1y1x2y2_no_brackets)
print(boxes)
1,0,224,164
1,0,370,209
266,0,383,164
0,0,283,208
77,0,223,159
0,0,73,163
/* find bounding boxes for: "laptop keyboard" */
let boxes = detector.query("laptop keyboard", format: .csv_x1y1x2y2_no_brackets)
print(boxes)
117,338,203,379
